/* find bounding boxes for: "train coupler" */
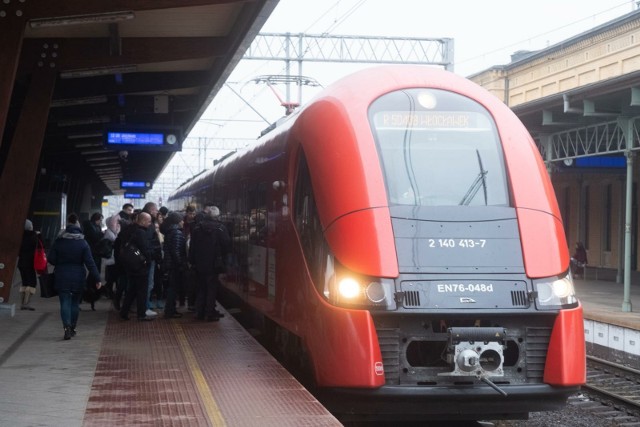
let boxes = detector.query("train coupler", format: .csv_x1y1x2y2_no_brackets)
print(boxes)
438,327,507,382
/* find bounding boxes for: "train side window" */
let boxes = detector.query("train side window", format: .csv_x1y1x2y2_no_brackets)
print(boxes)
248,182,267,244
294,151,326,284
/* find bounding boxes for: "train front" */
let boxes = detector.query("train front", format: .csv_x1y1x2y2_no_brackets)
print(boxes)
302,67,585,421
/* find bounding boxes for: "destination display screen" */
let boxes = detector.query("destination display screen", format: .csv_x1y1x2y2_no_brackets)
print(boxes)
107,132,164,145
103,126,182,152
124,193,145,199
373,111,482,129
120,180,151,189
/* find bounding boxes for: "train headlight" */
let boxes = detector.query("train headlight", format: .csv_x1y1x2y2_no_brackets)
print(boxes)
338,278,361,299
324,257,396,310
533,271,578,310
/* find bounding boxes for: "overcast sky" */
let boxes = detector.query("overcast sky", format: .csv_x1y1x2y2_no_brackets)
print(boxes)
260,0,635,77
149,0,637,201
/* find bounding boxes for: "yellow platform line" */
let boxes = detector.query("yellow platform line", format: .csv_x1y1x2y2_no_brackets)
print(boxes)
173,322,227,427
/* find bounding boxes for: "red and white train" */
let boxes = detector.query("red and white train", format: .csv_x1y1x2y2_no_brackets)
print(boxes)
168,65,585,421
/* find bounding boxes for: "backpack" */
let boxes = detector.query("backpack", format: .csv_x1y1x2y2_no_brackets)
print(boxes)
95,238,114,259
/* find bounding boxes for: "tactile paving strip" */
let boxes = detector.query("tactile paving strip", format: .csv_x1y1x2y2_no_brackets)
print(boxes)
83,312,341,427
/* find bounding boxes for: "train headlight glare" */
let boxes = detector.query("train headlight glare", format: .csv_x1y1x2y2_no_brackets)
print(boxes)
365,281,386,303
533,272,577,309
338,278,361,299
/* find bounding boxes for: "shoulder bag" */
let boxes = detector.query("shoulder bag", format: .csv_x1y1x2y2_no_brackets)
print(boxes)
33,240,48,273
119,239,147,275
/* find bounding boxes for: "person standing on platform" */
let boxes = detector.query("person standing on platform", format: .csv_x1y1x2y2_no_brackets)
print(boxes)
83,212,104,266
112,211,139,311
118,203,134,226
571,242,588,279
17,219,40,311
180,204,197,310
47,214,102,340
102,215,120,301
189,206,231,321
141,202,162,318
162,212,186,319
119,212,155,321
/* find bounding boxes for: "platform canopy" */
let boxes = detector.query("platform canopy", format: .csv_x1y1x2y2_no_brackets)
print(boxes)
0,0,278,198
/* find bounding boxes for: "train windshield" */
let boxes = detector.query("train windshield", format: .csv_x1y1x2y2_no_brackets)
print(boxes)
369,88,509,207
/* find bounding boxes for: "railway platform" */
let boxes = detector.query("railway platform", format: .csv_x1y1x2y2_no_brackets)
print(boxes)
0,281,340,427
575,273,640,365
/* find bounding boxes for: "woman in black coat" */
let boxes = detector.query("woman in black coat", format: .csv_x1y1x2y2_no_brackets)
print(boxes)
48,215,102,340
18,219,40,311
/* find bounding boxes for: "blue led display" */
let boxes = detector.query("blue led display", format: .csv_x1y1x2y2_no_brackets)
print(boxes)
121,180,150,188
107,132,164,145
124,193,145,199
575,156,626,168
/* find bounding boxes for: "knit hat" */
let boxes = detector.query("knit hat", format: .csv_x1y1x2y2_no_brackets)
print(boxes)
24,219,33,231
166,212,183,226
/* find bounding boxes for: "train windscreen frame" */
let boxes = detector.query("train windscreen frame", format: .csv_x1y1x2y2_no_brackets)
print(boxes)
369,88,510,207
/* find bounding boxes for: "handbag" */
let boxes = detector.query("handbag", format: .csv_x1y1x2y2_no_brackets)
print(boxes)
33,240,48,273
119,240,147,275
95,238,114,259
39,272,57,298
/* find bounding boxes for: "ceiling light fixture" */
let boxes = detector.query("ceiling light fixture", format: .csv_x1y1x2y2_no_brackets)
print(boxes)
57,116,111,127
73,143,103,149
60,65,137,79
68,133,103,140
51,96,108,108
29,11,135,28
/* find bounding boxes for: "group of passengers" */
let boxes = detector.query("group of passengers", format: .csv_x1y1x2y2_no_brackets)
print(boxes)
111,202,232,322
30,201,231,340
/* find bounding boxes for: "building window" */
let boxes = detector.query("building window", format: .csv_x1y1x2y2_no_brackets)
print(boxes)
604,183,612,252
584,185,590,250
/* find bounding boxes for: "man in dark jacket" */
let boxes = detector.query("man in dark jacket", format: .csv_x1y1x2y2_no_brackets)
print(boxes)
119,212,155,321
162,212,186,319
189,206,231,321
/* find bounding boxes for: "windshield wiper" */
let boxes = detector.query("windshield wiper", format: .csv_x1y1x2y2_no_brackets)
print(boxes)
459,149,488,206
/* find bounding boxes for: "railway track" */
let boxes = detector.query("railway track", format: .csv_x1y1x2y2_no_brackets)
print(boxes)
583,355,640,423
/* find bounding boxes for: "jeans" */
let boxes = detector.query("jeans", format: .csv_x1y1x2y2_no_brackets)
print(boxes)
58,290,83,328
146,260,156,310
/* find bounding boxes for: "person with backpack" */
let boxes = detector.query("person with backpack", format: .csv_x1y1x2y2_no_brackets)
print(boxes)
118,212,156,321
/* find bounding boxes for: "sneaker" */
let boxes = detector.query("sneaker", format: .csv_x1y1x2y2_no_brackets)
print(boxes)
145,309,158,317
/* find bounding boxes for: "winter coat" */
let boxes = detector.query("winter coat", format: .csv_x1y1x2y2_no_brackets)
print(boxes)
47,225,100,292
144,220,163,263
83,220,104,255
118,223,153,277
162,224,186,272
188,217,231,274
18,230,39,270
